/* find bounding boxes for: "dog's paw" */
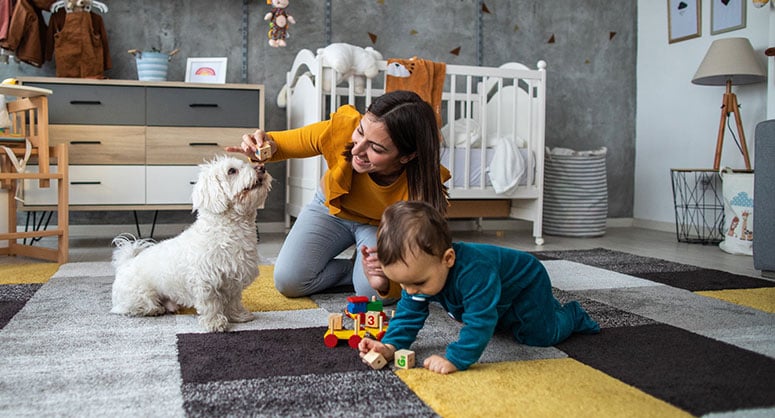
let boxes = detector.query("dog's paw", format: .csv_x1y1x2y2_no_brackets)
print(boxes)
200,314,230,332
229,310,255,323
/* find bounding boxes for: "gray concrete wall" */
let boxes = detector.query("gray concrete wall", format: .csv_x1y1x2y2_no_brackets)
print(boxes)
1,0,636,227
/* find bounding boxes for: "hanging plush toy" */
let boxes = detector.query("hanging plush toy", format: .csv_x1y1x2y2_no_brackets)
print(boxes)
265,0,295,48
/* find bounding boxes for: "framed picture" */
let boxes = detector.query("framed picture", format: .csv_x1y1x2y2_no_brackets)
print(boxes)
667,0,701,44
711,0,746,35
185,57,228,84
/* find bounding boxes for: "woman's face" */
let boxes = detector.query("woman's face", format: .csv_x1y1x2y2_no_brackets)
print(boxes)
350,113,403,176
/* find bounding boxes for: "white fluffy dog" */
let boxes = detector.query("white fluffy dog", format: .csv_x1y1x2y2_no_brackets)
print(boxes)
110,155,272,332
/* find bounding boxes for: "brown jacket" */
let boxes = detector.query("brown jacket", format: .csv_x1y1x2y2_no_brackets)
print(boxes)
46,9,111,78
0,0,47,67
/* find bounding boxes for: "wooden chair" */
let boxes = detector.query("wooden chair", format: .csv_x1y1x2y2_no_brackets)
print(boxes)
0,84,68,263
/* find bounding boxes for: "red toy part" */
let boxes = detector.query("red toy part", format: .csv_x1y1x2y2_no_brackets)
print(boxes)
348,334,361,349
324,333,339,348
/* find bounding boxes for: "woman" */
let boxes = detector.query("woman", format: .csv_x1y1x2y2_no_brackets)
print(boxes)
226,90,448,300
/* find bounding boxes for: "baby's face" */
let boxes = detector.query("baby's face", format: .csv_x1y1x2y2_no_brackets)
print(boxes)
382,247,455,296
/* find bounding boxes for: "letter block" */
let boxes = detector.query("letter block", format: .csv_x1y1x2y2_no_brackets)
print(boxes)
394,349,415,369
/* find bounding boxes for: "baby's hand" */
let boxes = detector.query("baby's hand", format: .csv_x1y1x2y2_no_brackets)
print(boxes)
423,355,458,374
358,338,394,360
360,245,389,295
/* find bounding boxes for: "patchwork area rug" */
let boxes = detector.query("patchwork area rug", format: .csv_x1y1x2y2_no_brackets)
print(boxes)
1,249,773,417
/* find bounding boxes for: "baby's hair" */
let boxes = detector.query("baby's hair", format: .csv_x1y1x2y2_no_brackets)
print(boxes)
378,200,452,266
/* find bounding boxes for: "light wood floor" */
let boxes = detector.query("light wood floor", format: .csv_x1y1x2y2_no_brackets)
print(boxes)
1,226,769,281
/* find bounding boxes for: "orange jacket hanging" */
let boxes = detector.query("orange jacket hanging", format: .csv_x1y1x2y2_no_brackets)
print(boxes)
46,8,111,78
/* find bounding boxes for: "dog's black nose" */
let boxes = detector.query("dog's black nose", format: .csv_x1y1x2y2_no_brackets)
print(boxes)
254,164,266,175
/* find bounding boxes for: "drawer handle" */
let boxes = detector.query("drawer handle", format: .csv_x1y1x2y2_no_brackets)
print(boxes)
189,142,219,147
71,181,101,185
189,103,219,108
70,141,102,145
70,100,102,105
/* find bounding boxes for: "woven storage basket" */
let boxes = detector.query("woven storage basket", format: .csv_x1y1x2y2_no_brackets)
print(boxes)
543,147,608,237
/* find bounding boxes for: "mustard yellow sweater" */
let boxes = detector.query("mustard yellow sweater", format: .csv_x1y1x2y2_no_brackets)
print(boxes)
269,105,408,226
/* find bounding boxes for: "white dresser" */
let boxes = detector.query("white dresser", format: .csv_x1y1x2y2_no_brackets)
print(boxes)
18,78,264,210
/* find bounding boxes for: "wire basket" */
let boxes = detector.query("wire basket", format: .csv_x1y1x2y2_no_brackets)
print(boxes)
670,169,724,244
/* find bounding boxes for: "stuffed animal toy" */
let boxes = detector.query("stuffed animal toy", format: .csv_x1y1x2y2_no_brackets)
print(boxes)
66,0,92,12
316,43,383,94
265,0,295,47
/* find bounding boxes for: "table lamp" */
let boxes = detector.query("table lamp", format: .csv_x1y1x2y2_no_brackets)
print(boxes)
692,37,766,170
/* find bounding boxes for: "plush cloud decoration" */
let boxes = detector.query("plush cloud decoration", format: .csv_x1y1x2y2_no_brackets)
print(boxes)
316,43,383,93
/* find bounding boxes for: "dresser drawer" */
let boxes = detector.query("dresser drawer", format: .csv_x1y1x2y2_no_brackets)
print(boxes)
23,165,146,205
146,86,261,127
145,127,245,165
25,82,146,125
146,166,199,204
49,125,146,164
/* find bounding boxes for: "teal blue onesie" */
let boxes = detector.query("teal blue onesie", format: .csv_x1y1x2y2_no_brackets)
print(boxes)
380,242,600,371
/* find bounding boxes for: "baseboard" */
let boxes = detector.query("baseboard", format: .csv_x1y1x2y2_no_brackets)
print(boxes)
631,218,676,233
607,218,634,228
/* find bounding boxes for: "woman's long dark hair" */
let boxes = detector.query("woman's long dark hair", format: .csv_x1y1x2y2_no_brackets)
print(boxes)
344,90,448,215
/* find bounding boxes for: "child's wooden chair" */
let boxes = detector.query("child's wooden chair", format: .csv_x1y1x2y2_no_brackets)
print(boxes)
0,84,69,263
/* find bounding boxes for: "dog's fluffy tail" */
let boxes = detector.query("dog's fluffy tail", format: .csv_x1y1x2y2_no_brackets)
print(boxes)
111,233,156,268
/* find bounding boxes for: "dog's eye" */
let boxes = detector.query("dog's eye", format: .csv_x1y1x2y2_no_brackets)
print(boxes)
228,168,237,175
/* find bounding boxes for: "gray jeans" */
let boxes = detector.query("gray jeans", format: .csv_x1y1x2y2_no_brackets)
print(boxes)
273,190,379,298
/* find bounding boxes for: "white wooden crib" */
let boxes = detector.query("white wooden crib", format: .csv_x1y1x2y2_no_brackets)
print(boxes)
283,49,547,245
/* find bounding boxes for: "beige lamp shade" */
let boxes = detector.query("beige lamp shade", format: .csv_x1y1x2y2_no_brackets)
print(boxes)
692,37,766,86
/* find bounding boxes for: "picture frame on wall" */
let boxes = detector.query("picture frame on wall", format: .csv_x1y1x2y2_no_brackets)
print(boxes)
185,57,228,84
711,0,746,35
667,0,701,44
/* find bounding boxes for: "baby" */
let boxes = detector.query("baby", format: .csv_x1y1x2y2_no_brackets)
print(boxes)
359,201,600,374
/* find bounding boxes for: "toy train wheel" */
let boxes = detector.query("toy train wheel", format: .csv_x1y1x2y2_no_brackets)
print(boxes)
324,334,339,348
348,334,361,349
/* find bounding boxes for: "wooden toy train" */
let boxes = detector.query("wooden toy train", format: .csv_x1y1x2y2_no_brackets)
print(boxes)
324,295,391,348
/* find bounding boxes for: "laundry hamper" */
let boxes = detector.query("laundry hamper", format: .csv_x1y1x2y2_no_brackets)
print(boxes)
543,147,608,237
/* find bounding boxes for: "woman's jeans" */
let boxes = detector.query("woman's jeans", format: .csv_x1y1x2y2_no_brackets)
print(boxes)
273,190,379,298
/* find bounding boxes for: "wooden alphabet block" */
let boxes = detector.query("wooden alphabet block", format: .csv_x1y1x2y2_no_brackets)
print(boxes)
363,350,387,370
255,143,272,161
394,349,415,369
364,311,381,328
328,313,343,330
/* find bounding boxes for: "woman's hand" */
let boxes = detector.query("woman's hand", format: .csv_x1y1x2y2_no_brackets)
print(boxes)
224,129,276,161
360,245,389,295
423,355,458,374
